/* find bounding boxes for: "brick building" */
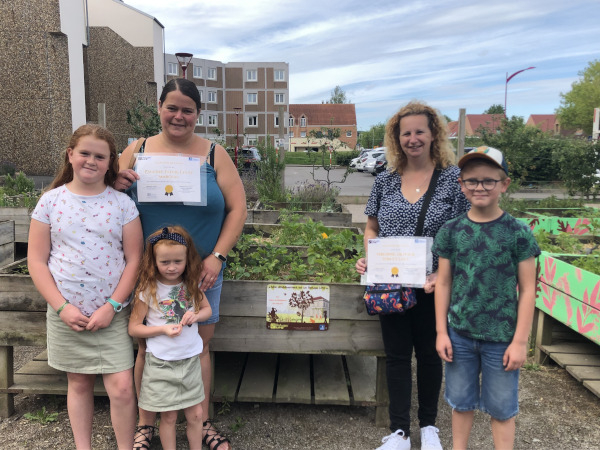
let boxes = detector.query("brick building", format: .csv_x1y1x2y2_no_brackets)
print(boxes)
288,104,357,152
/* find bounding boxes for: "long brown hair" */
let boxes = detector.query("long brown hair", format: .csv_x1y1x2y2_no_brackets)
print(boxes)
134,225,204,310
49,124,118,190
384,101,455,174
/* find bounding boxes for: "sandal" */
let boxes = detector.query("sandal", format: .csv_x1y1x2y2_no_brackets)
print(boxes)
133,424,156,449
203,419,231,450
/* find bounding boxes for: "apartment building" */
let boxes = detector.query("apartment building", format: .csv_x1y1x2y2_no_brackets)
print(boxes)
288,104,357,152
166,55,290,149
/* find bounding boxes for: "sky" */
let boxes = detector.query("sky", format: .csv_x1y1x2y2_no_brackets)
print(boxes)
124,0,600,131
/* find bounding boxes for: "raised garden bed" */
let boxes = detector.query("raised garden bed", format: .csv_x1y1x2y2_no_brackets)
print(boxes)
247,201,353,227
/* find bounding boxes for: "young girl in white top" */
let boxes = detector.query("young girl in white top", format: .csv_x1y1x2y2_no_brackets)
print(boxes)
28,124,143,449
129,225,212,449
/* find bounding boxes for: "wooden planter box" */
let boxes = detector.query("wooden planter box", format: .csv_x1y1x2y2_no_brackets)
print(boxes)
518,208,598,235
246,201,353,227
0,221,15,268
0,208,31,243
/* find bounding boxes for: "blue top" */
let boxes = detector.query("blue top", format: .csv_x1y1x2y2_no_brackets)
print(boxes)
126,144,226,258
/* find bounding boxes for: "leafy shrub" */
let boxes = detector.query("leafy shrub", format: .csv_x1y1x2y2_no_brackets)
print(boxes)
286,181,340,212
334,150,360,166
255,137,286,204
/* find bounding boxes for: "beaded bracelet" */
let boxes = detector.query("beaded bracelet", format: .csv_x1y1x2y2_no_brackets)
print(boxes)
56,301,69,315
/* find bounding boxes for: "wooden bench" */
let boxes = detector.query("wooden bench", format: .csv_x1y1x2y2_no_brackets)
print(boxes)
0,264,389,426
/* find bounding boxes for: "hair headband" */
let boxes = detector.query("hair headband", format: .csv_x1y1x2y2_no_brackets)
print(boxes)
148,227,188,247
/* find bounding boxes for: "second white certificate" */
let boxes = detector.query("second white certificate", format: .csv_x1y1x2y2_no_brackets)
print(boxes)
366,237,432,286
135,154,202,203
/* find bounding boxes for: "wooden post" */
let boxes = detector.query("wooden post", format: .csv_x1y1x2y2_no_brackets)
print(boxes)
0,346,15,418
98,103,106,128
534,309,554,364
457,108,466,160
375,356,389,427
278,106,285,192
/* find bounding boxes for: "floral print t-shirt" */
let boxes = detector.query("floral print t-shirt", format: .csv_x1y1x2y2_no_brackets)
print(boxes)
31,185,139,316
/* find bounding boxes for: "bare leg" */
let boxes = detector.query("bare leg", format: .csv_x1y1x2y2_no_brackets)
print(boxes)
158,410,178,450
66,372,96,449
103,369,136,449
184,403,204,449
452,409,475,450
134,339,158,449
491,416,515,450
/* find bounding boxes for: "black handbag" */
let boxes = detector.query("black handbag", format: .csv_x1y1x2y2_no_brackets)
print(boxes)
363,169,440,315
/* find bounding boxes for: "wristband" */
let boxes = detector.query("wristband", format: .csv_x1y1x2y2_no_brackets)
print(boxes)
56,301,69,315
212,251,227,262
106,298,123,312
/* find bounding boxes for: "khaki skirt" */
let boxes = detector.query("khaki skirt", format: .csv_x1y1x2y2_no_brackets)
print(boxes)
138,352,205,412
46,305,134,374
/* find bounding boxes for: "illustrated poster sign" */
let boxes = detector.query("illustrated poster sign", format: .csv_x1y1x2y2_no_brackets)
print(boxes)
266,284,329,331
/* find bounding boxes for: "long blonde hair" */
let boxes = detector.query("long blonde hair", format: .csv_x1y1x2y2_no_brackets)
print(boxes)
384,101,455,174
133,226,204,310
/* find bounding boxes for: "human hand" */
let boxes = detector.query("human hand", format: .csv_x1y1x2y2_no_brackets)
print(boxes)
164,323,183,337
180,310,197,327
424,272,438,293
59,304,91,332
436,333,453,362
199,255,222,291
114,169,140,191
355,257,367,275
86,303,115,332
503,341,528,371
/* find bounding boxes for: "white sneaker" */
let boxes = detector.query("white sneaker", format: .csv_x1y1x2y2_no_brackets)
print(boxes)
376,429,411,450
420,426,442,450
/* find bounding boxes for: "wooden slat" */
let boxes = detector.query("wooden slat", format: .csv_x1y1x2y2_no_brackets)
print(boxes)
212,316,384,355
9,373,106,396
212,352,245,402
0,312,47,346
345,355,376,404
313,355,349,405
275,354,311,404
237,353,277,402
583,380,600,398
550,353,600,368
17,359,62,376
33,349,48,361
541,342,600,355
566,365,600,382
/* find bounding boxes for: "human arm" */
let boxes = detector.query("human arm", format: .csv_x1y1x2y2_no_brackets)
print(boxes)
200,144,247,290
114,140,141,191
27,219,90,331
503,256,537,371
180,295,213,326
356,216,379,275
128,299,183,338
435,256,453,362
87,217,144,332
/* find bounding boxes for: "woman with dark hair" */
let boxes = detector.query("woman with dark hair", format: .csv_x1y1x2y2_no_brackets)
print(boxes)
117,78,245,450
356,101,469,450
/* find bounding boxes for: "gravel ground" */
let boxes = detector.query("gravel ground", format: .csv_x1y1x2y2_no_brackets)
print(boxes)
1,346,600,449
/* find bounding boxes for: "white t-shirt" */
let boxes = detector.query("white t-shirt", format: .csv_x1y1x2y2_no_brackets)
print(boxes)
141,281,204,361
31,185,139,316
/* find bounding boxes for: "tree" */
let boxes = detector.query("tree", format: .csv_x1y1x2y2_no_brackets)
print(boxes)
306,127,352,190
484,104,505,115
325,85,350,104
444,115,454,124
556,60,600,135
357,122,386,149
126,100,161,138
288,290,315,323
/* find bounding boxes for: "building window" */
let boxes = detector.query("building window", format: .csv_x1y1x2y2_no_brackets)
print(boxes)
275,138,284,147
300,117,306,127
193,66,202,78
248,138,258,146
208,91,217,103
247,69,257,81
274,70,285,81
248,115,258,127
275,93,285,104
289,131,294,138
300,131,306,138
207,68,216,80
167,62,178,75
346,131,352,137
288,116,294,127
197,88,203,103
208,115,217,126
196,115,204,126
274,116,279,127
247,93,257,104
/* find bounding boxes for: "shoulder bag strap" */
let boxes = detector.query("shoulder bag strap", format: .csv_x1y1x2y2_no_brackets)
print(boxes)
414,168,440,236
208,142,216,167
127,138,146,170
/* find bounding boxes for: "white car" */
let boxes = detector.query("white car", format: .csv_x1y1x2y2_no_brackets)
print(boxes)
361,151,386,173
355,148,384,171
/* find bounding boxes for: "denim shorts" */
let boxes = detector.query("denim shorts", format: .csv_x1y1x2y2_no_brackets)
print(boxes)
198,267,223,325
444,327,519,420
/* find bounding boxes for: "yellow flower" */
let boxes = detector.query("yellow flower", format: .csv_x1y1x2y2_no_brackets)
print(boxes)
321,232,328,239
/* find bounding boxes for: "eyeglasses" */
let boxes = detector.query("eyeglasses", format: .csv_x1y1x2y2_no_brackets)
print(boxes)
461,178,502,191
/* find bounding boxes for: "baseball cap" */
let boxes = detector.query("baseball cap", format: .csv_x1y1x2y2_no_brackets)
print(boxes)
458,146,509,175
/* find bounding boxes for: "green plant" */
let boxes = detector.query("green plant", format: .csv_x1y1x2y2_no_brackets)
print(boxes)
3,172,35,196
126,100,161,139
23,406,58,424
285,182,340,212
217,398,231,416
523,362,541,371
255,136,286,204
229,417,246,433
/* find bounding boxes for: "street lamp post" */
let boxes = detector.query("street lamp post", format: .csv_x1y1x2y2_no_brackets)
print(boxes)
175,52,193,79
234,107,242,167
504,66,535,117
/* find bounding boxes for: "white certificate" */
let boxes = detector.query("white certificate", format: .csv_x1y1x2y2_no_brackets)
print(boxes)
135,154,202,203
366,237,433,286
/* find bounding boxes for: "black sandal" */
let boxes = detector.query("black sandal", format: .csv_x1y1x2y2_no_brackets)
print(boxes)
203,419,231,450
133,424,156,449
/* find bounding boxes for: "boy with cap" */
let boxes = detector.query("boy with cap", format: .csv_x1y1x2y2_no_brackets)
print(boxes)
432,146,540,450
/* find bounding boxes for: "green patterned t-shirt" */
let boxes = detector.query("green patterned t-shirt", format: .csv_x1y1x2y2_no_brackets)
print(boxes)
432,212,540,342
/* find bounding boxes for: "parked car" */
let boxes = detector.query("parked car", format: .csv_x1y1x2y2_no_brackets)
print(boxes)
372,154,388,175
239,147,261,170
360,150,385,173
350,149,374,168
